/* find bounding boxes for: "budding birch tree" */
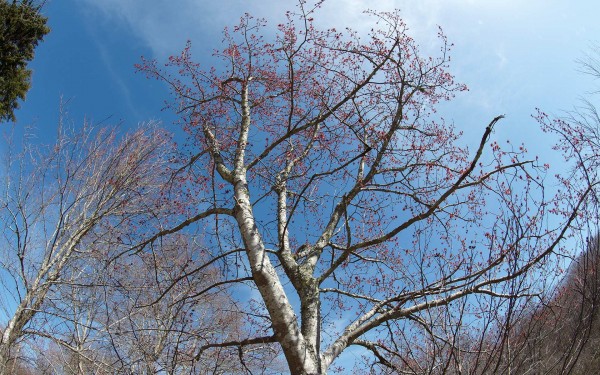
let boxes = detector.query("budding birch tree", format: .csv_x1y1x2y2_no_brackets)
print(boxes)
136,3,595,373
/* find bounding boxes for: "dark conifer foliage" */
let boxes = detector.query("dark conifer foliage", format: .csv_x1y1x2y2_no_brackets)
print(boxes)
0,0,49,122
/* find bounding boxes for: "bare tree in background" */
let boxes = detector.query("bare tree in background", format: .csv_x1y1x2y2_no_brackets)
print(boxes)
0,120,172,374
0,119,281,374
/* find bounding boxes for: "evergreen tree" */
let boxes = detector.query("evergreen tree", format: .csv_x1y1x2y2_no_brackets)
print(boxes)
0,0,49,122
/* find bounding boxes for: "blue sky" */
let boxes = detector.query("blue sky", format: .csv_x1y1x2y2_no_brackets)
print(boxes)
14,0,600,163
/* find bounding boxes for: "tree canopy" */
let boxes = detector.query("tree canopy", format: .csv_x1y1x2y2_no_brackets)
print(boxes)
0,0,49,122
